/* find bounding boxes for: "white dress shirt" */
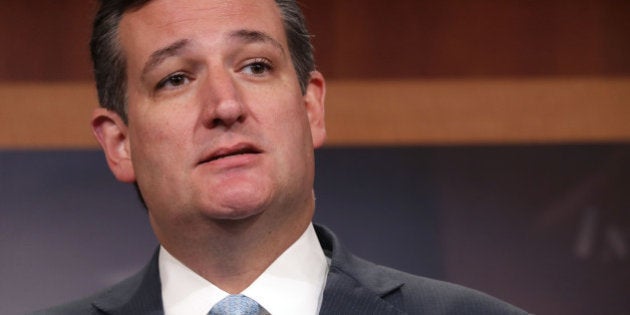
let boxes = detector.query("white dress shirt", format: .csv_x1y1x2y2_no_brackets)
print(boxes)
159,223,330,315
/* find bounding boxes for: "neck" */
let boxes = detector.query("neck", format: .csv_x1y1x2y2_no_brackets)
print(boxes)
151,201,314,293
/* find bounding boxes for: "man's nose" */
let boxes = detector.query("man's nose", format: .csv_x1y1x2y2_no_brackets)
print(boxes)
200,70,246,129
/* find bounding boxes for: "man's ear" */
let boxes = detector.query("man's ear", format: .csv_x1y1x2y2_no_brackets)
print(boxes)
304,70,326,148
91,108,136,183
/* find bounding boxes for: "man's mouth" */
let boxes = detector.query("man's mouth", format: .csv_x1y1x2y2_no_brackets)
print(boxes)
200,143,262,164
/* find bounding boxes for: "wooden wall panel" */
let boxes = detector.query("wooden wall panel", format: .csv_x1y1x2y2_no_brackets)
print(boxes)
1,1,629,147
0,0,95,81
1,0,629,81
0,83,97,148
305,0,630,77
325,78,630,145
2,78,629,148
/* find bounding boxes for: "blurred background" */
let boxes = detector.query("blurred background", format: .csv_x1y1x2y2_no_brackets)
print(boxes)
1,0,629,314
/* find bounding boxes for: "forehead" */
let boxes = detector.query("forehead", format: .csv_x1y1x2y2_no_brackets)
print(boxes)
118,0,286,63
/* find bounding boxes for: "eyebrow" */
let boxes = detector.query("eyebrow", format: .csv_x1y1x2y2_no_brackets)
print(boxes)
139,30,285,81
228,29,286,57
141,38,191,81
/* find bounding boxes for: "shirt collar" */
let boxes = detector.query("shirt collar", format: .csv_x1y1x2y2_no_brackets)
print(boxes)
159,223,329,315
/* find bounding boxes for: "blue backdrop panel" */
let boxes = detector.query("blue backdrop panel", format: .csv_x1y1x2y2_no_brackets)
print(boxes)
0,148,441,315
3,146,629,314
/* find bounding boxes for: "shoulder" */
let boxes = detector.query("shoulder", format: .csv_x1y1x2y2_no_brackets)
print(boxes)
28,291,104,315
375,263,528,314
29,250,161,315
315,224,528,314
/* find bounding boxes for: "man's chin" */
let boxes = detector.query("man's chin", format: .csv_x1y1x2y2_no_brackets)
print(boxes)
199,185,273,218
200,201,268,222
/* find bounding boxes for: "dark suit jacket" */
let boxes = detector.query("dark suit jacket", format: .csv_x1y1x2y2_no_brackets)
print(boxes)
33,225,527,314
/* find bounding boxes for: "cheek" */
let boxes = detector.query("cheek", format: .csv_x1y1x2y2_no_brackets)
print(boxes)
128,111,192,177
129,96,195,146
271,102,315,168
128,119,191,210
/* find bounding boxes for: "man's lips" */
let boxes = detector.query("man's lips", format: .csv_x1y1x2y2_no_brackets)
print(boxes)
199,143,262,165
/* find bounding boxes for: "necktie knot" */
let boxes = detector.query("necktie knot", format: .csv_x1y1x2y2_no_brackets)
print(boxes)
208,294,261,315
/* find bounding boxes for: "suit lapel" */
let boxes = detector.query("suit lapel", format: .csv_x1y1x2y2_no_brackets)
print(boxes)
320,267,405,314
91,249,164,315
315,225,406,314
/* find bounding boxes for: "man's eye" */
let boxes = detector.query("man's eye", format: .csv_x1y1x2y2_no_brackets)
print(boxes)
242,59,272,76
156,73,190,90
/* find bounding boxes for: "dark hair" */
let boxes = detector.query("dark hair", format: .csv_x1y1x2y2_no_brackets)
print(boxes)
90,0,315,123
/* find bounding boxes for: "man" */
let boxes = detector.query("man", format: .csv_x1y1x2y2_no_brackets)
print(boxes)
36,0,527,314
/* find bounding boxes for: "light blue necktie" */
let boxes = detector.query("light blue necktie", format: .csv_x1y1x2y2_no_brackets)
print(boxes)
208,294,261,315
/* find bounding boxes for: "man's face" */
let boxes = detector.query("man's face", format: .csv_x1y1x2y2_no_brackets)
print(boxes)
100,0,326,227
